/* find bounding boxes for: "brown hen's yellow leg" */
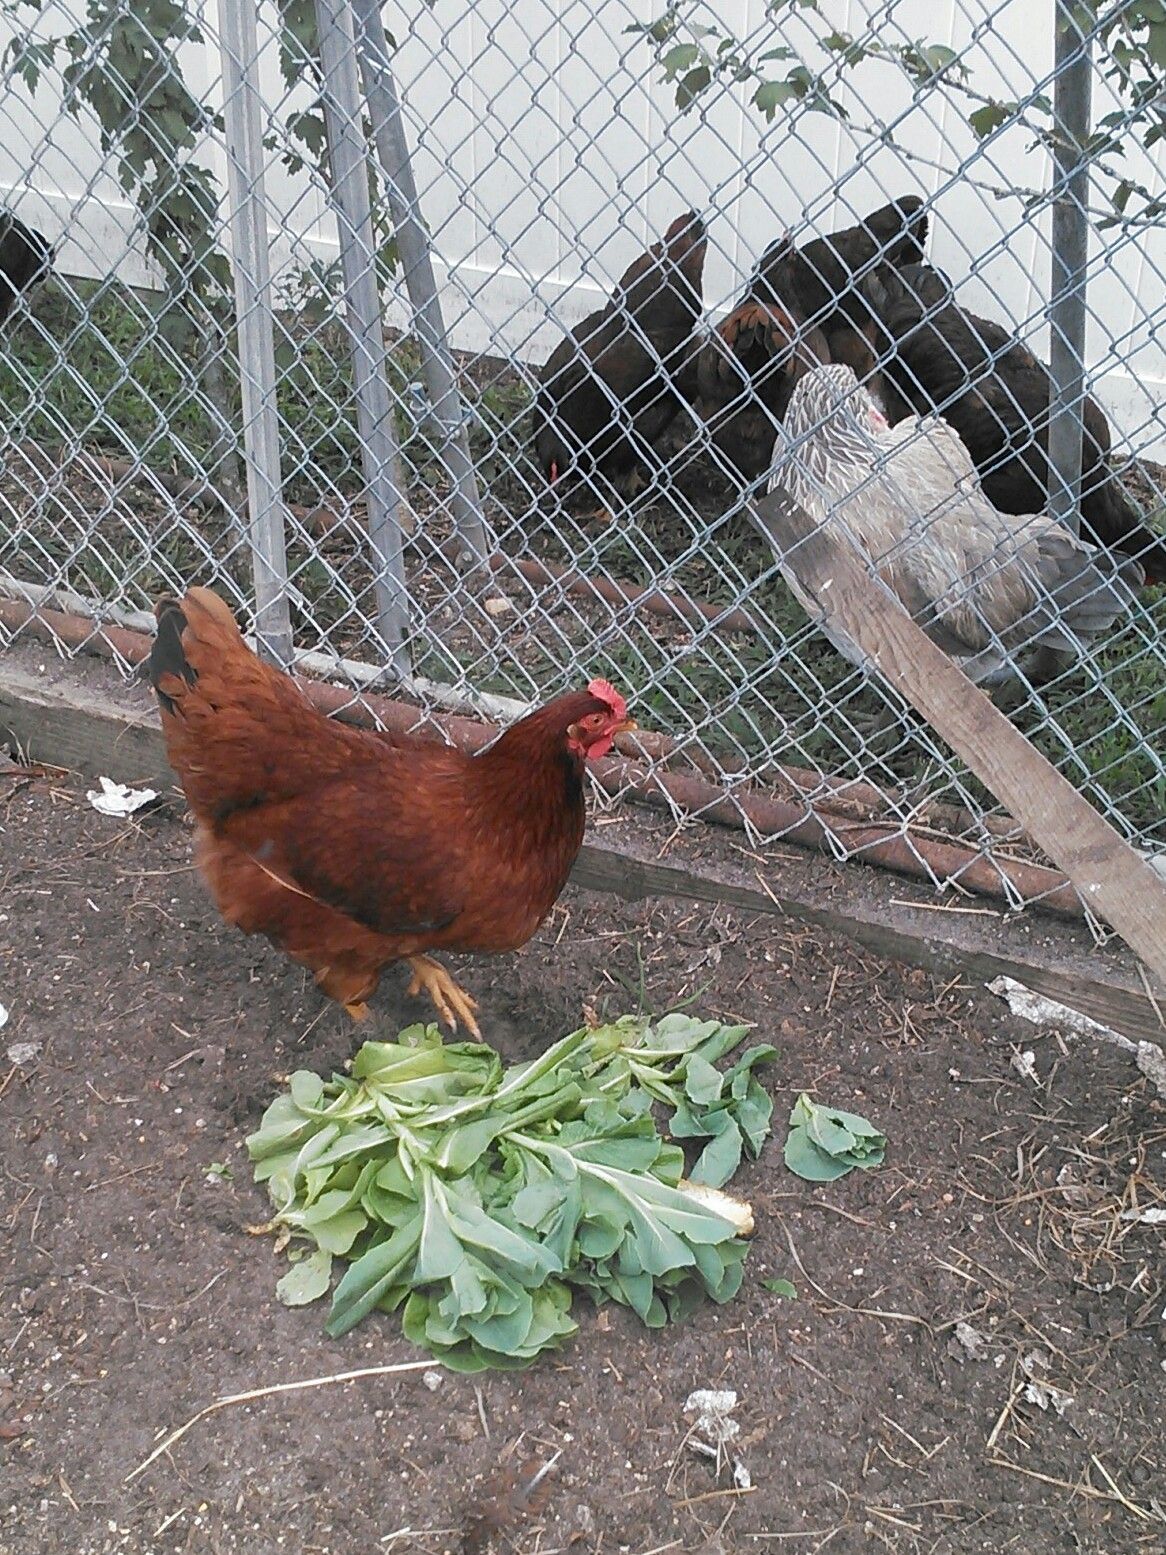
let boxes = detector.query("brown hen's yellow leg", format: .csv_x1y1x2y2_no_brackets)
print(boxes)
405,955,481,1039
344,1001,371,1023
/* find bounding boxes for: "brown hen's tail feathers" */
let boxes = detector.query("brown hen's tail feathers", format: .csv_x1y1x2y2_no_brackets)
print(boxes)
661,210,707,288
149,595,197,714
149,586,252,711
150,586,376,825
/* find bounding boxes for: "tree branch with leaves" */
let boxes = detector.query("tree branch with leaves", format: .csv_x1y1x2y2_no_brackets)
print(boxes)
627,0,1166,228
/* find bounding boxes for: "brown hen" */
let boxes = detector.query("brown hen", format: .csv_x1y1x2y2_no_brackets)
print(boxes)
149,587,634,1036
696,285,829,482
697,198,927,480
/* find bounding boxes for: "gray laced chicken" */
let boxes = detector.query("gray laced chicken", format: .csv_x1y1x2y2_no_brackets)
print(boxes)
765,364,1144,691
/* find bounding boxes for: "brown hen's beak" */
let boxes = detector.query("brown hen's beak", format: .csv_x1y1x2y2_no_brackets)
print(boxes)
612,717,637,735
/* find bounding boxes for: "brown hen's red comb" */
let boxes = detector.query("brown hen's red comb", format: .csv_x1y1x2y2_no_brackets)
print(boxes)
587,677,627,720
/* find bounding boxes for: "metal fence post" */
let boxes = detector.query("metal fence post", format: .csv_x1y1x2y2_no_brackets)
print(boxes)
217,0,293,664
349,0,493,568
1047,0,1093,535
313,0,412,678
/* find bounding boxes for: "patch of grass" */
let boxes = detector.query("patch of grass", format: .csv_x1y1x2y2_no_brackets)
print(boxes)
1,280,221,470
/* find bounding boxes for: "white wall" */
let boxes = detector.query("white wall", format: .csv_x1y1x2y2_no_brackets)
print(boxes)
2,0,1164,453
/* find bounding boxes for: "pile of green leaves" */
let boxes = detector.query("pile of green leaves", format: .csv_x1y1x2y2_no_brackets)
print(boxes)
246,1013,776,1371
783,1093,886,1182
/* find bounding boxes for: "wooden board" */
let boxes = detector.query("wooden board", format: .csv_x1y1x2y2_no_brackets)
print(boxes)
3,651,1162,1047
0,661,170,784
571,837,1164,1047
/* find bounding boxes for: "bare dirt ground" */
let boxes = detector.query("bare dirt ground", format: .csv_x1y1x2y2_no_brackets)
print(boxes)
1,770,1164,1555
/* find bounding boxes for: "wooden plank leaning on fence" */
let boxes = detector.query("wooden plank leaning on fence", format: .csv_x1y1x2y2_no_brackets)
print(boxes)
750,489,1166,991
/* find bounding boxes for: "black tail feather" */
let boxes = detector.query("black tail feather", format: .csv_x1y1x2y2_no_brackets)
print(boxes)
149,596,197,713
1082,478,1166,586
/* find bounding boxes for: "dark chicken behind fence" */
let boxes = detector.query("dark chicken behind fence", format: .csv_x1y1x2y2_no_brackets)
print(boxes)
860,263,1166,584
531,211,706,486
0,210,54,328
697,196,929,481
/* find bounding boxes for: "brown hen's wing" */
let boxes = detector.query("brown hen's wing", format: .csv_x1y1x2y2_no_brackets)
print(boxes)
532,213,705,478
700,302,825,405
862,281,1163,572
215,762,467,944
615,210,706,331
758,197,927,328
597,210,706,416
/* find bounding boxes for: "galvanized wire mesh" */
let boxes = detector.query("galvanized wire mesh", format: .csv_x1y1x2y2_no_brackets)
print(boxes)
1,0,1163,916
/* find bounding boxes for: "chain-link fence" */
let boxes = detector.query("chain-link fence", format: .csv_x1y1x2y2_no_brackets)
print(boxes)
1,0,1163,922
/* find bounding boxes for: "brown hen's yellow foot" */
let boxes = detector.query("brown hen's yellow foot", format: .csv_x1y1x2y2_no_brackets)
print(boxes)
343,1001,371,1023
405,955,481,1040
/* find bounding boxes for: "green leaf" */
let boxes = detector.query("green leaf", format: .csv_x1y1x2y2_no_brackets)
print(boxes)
652,1012,733,1053
327,1215,422,1336
416,1174,467,1282
660,42,701,78
762,1277,797,1299
754,79,798,118
783,1126,855,1182
667,1099,708,1139
969,102,1012,138
622,15,678,43
676,64,712,109
297,1208,368,1255
432,1115,503,1176
902,42,962,80
578,1214,624,1260
684,1053,725,1106
924,44,961,73
511,1178,568,1230
731,1075,775,1158
689,1117,744,1187
451,1196,561,1281
305,1122,395,1172
817,1095,878,1135
783,1094,886,1181
276,1249,333,1307
804,1107,860,1156
1147,19,1166,66
690,1023,756,1066
289,1069,326,1110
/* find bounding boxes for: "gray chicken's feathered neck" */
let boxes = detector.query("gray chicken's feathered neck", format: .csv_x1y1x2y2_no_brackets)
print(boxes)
769,370,877,514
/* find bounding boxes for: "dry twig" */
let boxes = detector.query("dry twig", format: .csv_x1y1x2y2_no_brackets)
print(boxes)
125,1360,432,1482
